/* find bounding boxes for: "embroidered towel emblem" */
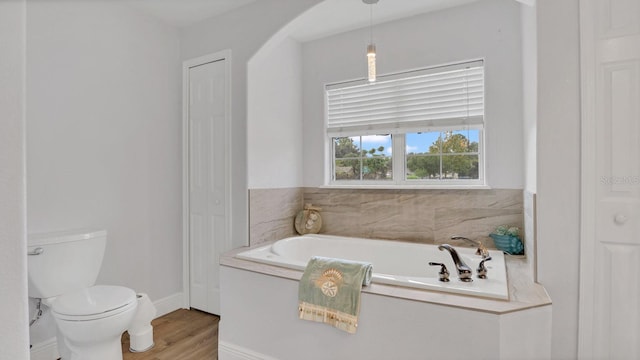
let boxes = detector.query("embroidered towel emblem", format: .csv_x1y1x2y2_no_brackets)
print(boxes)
315,268,343,297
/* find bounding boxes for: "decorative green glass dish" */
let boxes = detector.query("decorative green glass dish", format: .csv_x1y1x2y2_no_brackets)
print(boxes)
489,233,524,255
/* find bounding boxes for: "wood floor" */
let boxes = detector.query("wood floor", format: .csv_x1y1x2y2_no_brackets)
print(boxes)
121,309,219,360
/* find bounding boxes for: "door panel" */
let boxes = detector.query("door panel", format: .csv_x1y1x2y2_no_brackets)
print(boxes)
188,59,228,315
581,0,640,358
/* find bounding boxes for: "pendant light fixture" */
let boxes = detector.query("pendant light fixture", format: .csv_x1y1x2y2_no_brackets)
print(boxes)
363,0,379,82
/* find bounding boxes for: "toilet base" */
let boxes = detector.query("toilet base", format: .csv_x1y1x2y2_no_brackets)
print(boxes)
129,342,155,353
53,293,137,360
63,336,123,360
129,324,155,352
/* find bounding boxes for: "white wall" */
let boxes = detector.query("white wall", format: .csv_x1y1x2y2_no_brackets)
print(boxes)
522,3,537,193
0,0,30,358
180,0,322,248
536,0,581,358
248,37,304,189
520,1,538,284
301,0,524,189
26,0,182,306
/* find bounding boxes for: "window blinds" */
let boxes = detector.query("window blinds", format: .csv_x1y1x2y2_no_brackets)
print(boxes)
326,60,484,136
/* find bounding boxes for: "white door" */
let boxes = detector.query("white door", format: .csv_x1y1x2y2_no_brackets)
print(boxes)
579,0,640,358
186,54,230,315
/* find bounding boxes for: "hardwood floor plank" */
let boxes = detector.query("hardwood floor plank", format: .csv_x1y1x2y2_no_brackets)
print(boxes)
121,309,219,360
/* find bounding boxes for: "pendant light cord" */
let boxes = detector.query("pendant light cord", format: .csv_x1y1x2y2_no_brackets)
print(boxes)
369,4,373,44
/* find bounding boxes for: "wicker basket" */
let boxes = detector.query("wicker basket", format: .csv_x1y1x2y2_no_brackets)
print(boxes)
489,233,524,255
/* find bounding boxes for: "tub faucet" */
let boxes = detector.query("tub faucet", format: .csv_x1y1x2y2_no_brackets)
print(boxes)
451,235,490,259
477,256,492,279
438,244,473,282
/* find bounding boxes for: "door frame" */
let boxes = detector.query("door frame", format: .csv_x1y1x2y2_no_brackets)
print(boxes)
578,0,596,353
182,50,232,309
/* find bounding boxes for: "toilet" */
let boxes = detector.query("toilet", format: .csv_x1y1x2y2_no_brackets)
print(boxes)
27,229,138,360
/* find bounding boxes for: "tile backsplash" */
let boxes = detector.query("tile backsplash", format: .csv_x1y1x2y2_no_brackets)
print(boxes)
249,187,524,250
249,187,303,246
523,190,537,280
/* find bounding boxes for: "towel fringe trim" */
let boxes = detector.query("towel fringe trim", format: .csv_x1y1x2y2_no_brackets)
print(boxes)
298,301,358,334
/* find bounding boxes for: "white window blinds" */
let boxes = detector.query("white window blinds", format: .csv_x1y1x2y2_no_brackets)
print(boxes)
326,60,484,136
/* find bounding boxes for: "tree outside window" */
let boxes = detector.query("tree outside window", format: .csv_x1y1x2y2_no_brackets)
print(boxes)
406,130,479,180
334,135,392,181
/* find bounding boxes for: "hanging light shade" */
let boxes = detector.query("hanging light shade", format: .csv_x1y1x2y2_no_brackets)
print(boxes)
363,0,379,82
367,44,376,82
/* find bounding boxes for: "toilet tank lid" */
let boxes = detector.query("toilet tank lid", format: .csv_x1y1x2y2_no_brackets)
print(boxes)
28,229,106,247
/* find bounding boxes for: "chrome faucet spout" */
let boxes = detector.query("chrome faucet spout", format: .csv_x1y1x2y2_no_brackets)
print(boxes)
438,244,473,282
451,235,480,246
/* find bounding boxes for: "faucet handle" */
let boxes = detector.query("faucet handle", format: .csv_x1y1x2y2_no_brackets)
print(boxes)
475,245,490,259
477,256,492,279
451,235,489,259
429,262,450,282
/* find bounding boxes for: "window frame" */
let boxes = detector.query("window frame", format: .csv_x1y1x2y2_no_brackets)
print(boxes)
328,128,485,187
325,60,487,188
400,128,485,186
331,134,395,185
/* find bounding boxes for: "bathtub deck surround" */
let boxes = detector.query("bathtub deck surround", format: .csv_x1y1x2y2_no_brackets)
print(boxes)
220,242,551,359
230,239,548,312
238,235,510,300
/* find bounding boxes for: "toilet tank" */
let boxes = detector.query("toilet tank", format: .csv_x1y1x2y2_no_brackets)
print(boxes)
27,229,107,299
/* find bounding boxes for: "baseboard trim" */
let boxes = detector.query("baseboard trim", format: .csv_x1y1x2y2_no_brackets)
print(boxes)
218,341,279,360
153,292,185,318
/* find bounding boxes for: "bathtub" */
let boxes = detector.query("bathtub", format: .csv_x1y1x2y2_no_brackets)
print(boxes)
236,234,509,300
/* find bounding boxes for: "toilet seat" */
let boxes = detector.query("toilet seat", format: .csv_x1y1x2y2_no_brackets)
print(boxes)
52,285,137,321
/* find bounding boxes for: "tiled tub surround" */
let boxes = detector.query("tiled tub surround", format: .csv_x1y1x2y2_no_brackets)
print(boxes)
249,188,524,250
523,191,537,280
240,189,547,359
249,187,303,245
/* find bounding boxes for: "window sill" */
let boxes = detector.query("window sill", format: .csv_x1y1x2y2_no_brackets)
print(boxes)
320,184,491,190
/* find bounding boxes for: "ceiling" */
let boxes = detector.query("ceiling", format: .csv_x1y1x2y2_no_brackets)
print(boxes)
126,0,257,28
287,0,479,42
127,0,480,41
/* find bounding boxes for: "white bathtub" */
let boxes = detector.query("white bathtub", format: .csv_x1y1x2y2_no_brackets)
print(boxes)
236,234,509,300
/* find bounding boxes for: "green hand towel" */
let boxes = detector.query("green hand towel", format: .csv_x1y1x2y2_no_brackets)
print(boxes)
298,256,373,334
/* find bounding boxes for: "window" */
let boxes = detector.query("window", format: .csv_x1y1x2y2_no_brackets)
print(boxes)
405,130,480,180
326,60,484,186
334,134,392,181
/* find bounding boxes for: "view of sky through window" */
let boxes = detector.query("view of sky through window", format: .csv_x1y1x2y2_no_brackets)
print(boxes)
409,130,479,153
353,135,393,156
355,130,479,154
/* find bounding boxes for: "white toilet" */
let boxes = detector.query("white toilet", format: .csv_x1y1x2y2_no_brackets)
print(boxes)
27,229,138,360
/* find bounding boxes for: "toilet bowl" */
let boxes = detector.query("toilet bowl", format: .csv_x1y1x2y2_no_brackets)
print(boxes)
27,229,138,360
49,286,138,360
